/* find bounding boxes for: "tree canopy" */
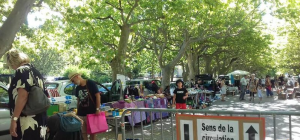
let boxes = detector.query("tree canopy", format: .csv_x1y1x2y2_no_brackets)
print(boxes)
1,0,299,86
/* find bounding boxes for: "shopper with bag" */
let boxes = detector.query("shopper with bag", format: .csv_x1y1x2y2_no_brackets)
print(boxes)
4,49,49,140
247,74,258,102
265,75,274,97
68,71,103,140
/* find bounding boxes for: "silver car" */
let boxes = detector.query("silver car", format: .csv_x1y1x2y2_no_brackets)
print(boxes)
0,82,10,140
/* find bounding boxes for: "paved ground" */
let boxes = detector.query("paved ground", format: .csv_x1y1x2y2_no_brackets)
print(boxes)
98,90,300,140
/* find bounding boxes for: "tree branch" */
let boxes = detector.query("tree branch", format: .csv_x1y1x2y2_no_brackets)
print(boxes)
33,0,44,7
127,0,134,6
103,42,117,50
0,0,36,57
119,0,125,23
125,0,139,24
129,16,164,26
105,1,122,11
96,15,121,29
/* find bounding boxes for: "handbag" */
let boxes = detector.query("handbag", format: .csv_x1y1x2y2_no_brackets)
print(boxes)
86,112,108,134
22,67,50,115
57,113,82,132
266,86,272,91
85,84,108,134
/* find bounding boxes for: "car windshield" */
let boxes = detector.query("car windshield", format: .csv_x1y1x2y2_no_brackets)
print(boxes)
45,83,59,89
98,84,111,94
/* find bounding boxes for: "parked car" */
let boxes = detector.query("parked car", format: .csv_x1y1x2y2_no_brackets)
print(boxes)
217,75,230,85
45,79,122,105
99,83,112,93
126,79,161,95
0,82,10,139
195,74,217,93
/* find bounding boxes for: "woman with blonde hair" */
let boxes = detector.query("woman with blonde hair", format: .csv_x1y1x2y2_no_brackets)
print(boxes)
4,49,48,140
247,74,258,102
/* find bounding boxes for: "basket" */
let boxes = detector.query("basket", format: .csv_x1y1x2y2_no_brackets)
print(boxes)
278,93,287,100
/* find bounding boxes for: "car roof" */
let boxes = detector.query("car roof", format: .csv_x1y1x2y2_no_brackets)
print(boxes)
45,80,71,84
129,79,159,81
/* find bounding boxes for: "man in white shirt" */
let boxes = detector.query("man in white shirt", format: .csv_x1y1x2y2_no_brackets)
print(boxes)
239,75,248,100
261,78,266,87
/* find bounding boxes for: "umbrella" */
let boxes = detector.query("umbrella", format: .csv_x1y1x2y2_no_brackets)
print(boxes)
227,70,250,76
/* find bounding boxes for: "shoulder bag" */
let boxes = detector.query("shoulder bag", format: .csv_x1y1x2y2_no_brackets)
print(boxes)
86,83,95,105
22,67,51,115
57,113,82,132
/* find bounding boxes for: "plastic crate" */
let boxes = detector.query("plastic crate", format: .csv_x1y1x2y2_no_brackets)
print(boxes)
47,104,59,116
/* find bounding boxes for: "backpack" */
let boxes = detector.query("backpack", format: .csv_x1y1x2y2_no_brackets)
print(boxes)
57,113,82,132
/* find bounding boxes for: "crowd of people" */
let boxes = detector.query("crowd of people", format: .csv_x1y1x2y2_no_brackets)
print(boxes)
237,73,298,103
4,48,299,140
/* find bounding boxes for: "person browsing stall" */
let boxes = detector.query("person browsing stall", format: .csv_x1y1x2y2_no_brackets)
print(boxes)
172,80,189,109
68,71,101,140
5,49,49,140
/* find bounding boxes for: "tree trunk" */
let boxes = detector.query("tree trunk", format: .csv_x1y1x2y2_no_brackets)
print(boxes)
182,62,189,82
170,67,174,82
0,0,36,57
204,57,212,74
110,24,131,81
161,65,172,89
188,53,198,80
160,41,191,88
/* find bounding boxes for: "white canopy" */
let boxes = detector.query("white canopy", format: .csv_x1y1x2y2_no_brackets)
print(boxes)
227,70,250,76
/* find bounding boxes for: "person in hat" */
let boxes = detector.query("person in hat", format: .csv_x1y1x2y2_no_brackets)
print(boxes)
68,71,101,140
172,80,189,109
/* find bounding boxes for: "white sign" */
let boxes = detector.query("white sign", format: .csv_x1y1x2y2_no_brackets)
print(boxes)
197,119,239,140
243,123,260,140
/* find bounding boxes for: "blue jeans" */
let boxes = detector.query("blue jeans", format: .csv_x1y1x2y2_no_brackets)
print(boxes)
266,88,273,96
239,85,246,100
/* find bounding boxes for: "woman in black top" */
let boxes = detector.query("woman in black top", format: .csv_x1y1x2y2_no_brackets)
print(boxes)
5,49,48,140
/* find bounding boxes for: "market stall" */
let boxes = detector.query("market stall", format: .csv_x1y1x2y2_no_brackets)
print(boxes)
187,88,214,108
109,96,169,126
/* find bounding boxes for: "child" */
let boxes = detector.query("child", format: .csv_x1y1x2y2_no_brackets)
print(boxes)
220,78,227,101
173,80,189,109
257,85,263,103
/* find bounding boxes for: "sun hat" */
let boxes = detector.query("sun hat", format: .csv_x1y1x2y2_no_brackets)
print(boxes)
68,71,81,80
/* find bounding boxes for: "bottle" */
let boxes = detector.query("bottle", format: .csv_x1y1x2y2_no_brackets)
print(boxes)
116,110,120,116
112,110,116,117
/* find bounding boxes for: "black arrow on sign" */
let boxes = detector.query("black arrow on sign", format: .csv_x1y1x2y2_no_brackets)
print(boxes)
246,125,258,140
